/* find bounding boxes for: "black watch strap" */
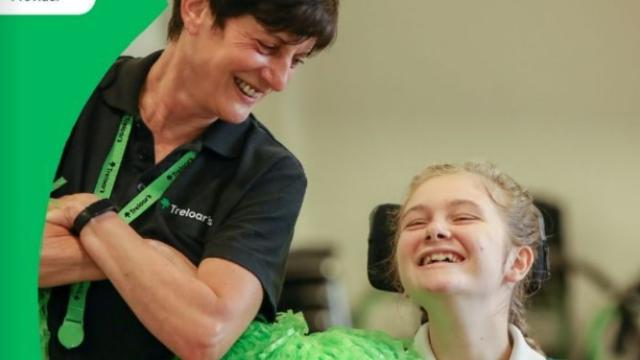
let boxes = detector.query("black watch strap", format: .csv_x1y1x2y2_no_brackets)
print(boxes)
72,199,118,235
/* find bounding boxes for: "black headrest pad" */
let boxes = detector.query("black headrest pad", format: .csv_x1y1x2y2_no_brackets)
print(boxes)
367,204,401,292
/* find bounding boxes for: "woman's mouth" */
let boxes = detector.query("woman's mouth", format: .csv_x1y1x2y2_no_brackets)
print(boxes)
234,77,262,99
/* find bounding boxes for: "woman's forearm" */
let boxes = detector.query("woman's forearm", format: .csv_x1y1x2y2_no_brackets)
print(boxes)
39,223,106,287
79,212,238,360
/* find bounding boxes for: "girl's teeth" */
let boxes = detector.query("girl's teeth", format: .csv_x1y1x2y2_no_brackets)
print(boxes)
424,252,462,264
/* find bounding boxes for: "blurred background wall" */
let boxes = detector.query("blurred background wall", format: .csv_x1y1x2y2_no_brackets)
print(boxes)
125,1,640,357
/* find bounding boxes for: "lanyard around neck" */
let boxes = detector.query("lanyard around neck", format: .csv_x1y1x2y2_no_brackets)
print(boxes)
58,115,197,349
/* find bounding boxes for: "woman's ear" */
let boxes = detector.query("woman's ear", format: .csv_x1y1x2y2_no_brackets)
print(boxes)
504,246,534,283
181,0,211,35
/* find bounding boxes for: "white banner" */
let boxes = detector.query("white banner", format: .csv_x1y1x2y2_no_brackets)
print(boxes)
0,0,95,15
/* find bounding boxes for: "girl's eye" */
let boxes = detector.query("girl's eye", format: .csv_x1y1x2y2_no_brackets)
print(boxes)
404,219,427,230
452,214,477,222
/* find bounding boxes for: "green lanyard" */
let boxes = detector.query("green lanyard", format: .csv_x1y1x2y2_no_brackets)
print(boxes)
57,115,197,349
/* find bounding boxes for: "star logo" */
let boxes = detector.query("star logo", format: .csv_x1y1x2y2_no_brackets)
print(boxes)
160,198,171,209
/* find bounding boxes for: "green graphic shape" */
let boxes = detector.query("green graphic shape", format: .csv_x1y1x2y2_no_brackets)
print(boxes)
160,197,171,209
0,1,167,358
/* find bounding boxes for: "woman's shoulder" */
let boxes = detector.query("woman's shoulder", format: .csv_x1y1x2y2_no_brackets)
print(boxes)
240,115,306,175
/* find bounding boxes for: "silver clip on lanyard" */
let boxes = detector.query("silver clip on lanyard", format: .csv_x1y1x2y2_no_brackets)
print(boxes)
57,115,197,349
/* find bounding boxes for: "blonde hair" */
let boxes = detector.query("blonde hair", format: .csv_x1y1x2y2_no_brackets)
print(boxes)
391,162,545,353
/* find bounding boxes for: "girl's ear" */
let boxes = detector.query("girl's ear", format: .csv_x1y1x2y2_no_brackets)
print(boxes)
504,246,534,283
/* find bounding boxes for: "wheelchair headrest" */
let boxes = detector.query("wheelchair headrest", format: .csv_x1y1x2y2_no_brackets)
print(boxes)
367,204,401,292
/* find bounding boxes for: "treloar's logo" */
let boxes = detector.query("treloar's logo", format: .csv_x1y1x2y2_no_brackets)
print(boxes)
0,0,96,15
96,161,117,195
160,197,213,227
124,194,153,219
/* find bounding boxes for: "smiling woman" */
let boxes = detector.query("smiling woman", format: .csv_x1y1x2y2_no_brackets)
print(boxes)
392,162,548,360
158,13,319,125
39,0,339,359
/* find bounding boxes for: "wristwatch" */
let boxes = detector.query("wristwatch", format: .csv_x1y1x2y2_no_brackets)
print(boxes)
72,198,119,235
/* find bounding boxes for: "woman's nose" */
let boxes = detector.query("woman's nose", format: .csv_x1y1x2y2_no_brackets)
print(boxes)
263,57,291,92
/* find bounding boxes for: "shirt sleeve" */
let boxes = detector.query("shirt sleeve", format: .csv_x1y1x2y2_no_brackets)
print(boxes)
201,155,307,320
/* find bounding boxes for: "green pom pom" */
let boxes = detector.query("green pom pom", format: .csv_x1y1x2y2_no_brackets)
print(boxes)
222,311,421,360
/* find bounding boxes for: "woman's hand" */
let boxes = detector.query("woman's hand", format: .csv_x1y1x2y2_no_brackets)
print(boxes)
39,194,106,287
40,208,106,287
46,193,100,230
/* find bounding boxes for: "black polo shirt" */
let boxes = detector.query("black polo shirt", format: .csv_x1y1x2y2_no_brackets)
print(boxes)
46,51,307,359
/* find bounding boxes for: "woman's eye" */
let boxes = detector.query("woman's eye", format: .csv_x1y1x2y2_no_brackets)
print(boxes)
291,57,305,69
257,41,278,54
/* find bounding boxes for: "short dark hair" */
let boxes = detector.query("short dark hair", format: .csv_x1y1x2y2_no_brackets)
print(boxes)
167,0,339,54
